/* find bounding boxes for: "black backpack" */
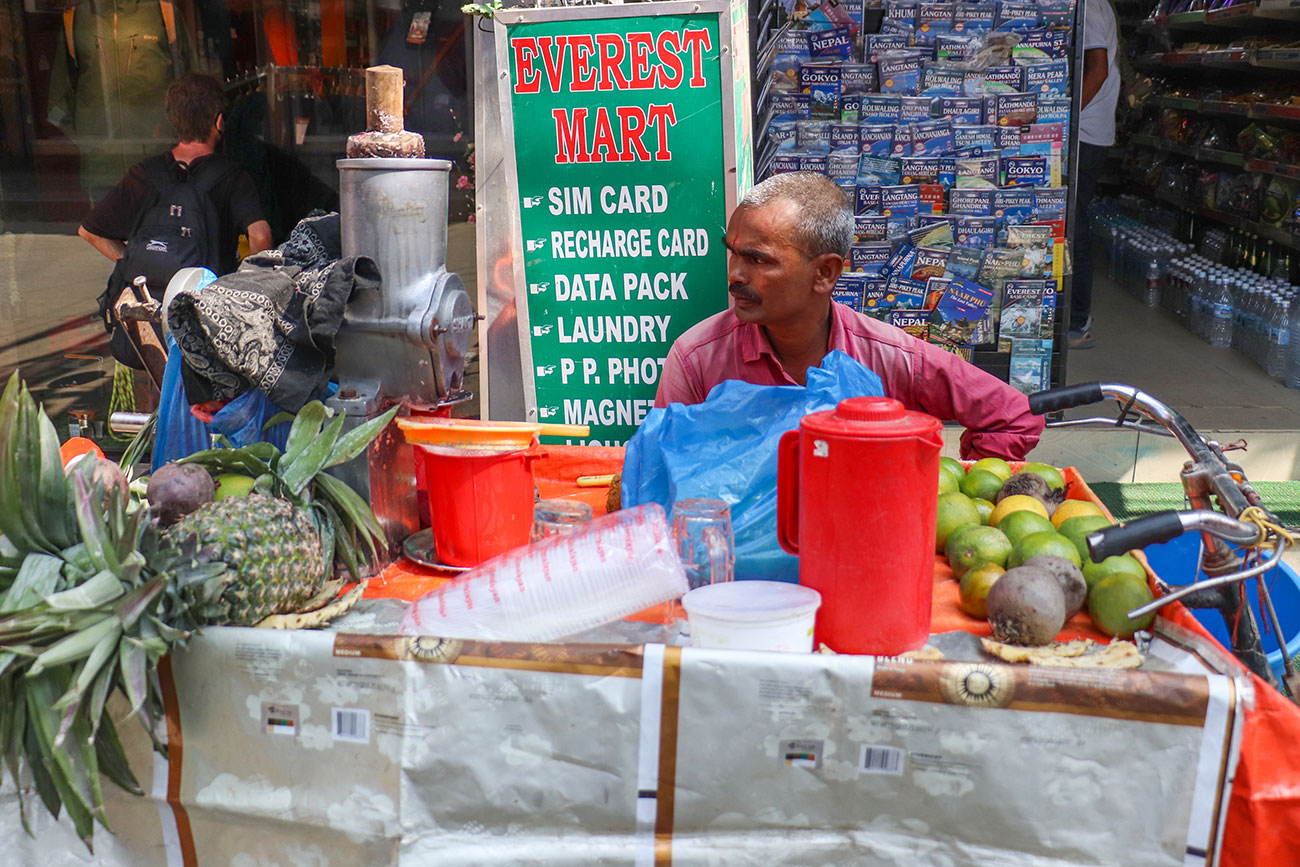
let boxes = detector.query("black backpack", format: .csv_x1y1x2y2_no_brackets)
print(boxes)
96,154,237,368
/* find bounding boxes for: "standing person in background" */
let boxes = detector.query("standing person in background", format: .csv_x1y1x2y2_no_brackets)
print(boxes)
1068,0,1121,350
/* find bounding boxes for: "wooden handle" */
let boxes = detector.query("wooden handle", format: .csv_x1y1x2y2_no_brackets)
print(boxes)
365,65,405,133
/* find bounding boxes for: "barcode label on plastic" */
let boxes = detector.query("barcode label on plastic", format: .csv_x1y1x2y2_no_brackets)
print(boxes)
859,744,904,775
332,707,371,744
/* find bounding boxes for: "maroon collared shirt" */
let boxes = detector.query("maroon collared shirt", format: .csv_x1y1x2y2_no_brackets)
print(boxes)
653,304,1045,460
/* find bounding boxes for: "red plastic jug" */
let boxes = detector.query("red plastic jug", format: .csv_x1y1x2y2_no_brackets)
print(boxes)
777,397,943,655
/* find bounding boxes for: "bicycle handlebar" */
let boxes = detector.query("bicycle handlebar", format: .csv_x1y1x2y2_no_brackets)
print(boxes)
1027,381,1105,415
1086,510,1264,562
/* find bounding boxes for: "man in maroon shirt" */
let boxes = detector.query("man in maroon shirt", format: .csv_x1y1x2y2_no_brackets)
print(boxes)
654,172,1044,460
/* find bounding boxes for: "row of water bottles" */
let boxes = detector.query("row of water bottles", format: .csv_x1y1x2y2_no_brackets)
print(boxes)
1094,210,1300,387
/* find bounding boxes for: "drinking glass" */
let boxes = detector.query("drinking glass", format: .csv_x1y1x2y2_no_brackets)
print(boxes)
671,498,735,590
530,498,593,541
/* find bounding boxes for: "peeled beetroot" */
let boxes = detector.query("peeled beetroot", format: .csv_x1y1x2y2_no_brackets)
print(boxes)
147,462,215,526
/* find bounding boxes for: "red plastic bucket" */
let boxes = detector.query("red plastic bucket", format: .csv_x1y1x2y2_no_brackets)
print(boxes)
417,444,541,568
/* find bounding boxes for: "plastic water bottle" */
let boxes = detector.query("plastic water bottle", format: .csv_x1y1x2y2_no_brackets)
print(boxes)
1286,298,1300,388
1208,275,1234,348
1268,298,1290,379
1144,257,1161,308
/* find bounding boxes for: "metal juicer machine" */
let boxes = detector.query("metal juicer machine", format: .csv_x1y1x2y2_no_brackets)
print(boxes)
328,157,476,555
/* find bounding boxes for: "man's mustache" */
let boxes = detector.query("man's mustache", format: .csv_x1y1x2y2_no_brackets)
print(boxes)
729,284,760,303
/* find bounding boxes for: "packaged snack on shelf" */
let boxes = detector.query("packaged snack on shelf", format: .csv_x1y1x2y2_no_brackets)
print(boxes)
1261,177,1300,227
1009,337,1053,394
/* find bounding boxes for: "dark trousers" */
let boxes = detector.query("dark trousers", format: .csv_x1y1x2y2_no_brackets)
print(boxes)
1070,142,1107,332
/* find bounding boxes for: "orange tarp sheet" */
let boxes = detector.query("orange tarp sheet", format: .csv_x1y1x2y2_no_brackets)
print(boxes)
367,445,1300,866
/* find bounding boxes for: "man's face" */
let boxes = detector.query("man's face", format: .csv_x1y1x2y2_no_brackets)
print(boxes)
724,200,839,327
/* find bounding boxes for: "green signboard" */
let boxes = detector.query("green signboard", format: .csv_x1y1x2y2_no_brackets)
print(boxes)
497,2,742,444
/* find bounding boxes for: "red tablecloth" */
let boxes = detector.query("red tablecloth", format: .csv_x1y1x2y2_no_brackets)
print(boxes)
368,445,1300,866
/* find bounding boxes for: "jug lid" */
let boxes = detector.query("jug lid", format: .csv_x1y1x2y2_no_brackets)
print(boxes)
802,396,942,438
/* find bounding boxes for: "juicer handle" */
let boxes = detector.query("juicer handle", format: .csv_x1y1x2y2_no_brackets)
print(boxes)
777,430,801,555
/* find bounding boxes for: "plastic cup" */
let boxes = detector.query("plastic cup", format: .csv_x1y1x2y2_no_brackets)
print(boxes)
401,504,689,642
530,498,593,541
671,498,735,591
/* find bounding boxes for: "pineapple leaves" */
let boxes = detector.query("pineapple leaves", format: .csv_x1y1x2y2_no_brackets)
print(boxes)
117,412,157,482
280,410,345,496
325,405,401,469
0,378,48,553
283,401,329,467
35,400,77,550
312,471,386,568
2,554,64,615
94,717,142,796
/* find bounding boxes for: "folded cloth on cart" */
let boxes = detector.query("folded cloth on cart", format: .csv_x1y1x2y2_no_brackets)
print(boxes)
167,211,375,413
622,350,884,583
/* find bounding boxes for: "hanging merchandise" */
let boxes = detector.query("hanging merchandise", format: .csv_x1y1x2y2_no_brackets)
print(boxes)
756,0,1079,393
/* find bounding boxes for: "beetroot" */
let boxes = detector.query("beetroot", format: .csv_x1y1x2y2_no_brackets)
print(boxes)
147,462,215,526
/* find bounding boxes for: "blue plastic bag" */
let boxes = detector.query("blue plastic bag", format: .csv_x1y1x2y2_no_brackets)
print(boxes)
152,333,213,471
621,351,885,582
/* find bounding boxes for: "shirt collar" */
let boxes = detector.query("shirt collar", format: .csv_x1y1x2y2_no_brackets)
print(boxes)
738,302,848,364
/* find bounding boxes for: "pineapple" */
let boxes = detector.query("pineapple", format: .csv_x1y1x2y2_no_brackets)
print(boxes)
0,371,397,848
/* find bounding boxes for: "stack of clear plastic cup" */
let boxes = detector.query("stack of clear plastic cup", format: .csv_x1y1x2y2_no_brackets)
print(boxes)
401,503,689,642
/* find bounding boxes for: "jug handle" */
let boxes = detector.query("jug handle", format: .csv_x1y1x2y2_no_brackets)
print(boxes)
702,525,734,586
777,430,800,555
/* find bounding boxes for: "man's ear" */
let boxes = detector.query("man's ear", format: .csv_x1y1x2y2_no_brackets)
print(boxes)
810,252,845,295
215,112,225,134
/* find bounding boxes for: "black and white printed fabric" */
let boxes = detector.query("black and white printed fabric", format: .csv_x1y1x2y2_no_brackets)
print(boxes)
168,212,379,412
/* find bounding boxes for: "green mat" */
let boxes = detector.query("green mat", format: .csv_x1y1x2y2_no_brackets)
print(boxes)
1089,482,1300,528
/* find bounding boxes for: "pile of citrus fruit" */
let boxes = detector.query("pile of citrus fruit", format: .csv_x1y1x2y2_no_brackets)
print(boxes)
937,457,1157,643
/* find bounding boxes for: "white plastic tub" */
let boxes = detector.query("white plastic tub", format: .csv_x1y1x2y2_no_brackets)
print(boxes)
681,581,822,653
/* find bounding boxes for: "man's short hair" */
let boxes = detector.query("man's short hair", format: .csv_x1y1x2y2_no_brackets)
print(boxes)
738,172,853,258
165,73,227,143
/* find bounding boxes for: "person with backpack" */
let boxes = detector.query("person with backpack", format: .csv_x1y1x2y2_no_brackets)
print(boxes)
79,72,272,369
